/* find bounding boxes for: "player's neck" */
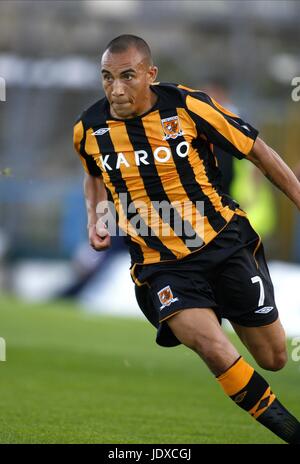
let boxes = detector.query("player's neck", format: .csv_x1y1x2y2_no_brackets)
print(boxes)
135,88,158,116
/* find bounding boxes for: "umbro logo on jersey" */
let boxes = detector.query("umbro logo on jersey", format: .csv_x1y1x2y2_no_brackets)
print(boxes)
241,124,250,132
254,306,274,314
92,128,111,136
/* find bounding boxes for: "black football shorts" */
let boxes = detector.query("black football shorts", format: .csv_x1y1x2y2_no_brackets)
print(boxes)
132,214,279,347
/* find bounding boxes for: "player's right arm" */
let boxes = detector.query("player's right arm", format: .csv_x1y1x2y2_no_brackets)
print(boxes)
84,173,111,252
73,117,111,251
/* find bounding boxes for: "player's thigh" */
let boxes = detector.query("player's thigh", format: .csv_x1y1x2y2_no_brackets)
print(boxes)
215,243,278,328
231,318,288,371
166,308,240,375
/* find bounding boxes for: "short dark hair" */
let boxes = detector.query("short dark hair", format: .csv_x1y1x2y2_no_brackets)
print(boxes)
103,34,153,64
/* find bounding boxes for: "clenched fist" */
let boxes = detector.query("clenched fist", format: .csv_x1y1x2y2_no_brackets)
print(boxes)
88,223,111,251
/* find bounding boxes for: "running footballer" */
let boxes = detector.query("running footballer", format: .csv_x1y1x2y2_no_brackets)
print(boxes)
73,35,300,444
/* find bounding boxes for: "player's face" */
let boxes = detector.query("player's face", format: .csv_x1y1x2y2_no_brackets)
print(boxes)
101,47,158,119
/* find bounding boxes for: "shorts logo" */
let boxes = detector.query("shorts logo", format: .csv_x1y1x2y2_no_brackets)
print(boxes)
161,116,184,140
254,306,274,314
158,285,179,310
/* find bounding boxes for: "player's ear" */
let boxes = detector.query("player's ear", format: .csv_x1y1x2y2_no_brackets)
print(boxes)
148,65,158,83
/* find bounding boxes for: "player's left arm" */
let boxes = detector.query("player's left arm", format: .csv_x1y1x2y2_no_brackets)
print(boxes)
247,137,300,210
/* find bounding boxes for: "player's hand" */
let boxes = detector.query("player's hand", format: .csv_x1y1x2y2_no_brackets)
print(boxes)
88,223,111,251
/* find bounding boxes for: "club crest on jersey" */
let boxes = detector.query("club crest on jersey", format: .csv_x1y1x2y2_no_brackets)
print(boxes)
157,285,179,310
161,116,184,140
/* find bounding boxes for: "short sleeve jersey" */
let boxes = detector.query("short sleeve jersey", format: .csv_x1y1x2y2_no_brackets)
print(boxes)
73,83,258,265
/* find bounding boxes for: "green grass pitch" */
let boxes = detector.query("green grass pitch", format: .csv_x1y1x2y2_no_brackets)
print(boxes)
0,295,299,444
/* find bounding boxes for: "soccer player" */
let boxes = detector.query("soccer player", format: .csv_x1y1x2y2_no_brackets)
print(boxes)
73,35,300,443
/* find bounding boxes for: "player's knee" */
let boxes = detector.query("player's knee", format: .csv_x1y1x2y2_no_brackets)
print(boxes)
258,350,287,371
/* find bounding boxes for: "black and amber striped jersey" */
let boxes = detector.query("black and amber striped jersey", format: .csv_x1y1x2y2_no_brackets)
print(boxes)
73,82,258,265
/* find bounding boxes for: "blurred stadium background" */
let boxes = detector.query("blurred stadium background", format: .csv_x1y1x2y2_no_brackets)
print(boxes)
0,0,300,444
1,0,300,319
